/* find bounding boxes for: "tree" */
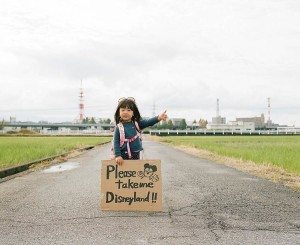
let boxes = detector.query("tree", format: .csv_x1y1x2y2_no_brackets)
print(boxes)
192,119,197,130
104,118,111,124
0,120,6,130
162,121,169,129
90,117,96,124
156,120,168,129
199,118,208,128
167,119,174,129
179,119,187,130
82,117,96,124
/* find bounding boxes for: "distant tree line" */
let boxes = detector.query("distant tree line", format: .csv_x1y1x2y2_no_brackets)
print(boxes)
151,118,208,130
99,118,112,124
80,116,208,130
82,117,112,124
82,117,96,124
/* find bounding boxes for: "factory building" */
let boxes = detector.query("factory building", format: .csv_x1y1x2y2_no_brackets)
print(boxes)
212,115,226,124
236,114,265,129
207,121,255,131
207,98,255,131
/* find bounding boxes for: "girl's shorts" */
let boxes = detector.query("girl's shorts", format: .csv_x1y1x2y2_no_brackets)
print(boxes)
121,151,140,160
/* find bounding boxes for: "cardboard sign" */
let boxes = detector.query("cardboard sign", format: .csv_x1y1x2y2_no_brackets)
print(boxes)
101,160,162,211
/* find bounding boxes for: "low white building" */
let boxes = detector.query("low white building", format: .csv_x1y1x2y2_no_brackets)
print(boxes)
206,121,255,131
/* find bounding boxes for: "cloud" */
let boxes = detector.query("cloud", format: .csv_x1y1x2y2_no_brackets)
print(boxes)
0,0,299,126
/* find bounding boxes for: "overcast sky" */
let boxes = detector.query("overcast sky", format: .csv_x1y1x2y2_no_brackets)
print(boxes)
0,0,299,126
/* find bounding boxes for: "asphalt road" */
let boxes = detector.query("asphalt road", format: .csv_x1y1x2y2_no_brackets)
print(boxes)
0,138,299,244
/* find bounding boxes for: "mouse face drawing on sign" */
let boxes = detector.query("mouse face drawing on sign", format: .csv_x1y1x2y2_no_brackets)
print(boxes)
137,163,159,182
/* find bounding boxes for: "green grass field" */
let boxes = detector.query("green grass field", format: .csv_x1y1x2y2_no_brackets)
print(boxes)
0,136,111,169
160,136,300,175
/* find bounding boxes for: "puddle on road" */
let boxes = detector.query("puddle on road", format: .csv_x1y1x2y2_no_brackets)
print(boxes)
43,162,80,173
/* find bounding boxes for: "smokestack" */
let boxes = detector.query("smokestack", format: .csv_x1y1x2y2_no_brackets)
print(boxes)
216,98,220,117
267,97,271,127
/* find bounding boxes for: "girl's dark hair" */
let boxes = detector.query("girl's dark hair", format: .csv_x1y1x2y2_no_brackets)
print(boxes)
114,99,141,124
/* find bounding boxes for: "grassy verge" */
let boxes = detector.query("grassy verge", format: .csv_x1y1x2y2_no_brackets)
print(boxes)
157,136,300,175
0,136,111,170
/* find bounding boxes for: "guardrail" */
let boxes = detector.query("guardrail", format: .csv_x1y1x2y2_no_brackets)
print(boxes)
40,129,113,135
149,129,300,136
0,129,113,136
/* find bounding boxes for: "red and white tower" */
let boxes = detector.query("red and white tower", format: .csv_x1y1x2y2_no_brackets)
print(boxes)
78,81,85,123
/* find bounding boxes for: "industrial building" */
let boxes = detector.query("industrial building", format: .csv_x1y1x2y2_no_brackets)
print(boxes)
207,121,255,131
236,114,265,129
207,98,255,131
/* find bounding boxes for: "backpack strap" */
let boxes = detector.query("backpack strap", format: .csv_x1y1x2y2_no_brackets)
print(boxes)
134,121,142,141
117,123,126,147
118,121,142,159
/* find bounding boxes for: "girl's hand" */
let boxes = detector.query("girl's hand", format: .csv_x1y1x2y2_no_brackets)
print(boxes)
158,110,167,121
115,156,123,165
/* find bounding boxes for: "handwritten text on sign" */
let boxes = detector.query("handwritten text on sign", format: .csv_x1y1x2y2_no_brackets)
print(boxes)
101,160,162,211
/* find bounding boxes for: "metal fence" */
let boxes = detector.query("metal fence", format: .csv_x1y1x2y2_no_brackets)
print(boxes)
40,129,113,135
149,128,300,136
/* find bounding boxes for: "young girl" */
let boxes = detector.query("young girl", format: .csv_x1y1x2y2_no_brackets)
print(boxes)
113,97,167,165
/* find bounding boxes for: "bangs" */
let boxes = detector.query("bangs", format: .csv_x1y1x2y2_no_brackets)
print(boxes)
118,99,135,110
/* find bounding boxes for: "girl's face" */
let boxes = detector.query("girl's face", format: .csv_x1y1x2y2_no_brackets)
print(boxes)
119,107,133,122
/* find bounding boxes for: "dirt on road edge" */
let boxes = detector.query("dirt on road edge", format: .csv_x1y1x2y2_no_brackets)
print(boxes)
148,135,300,192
